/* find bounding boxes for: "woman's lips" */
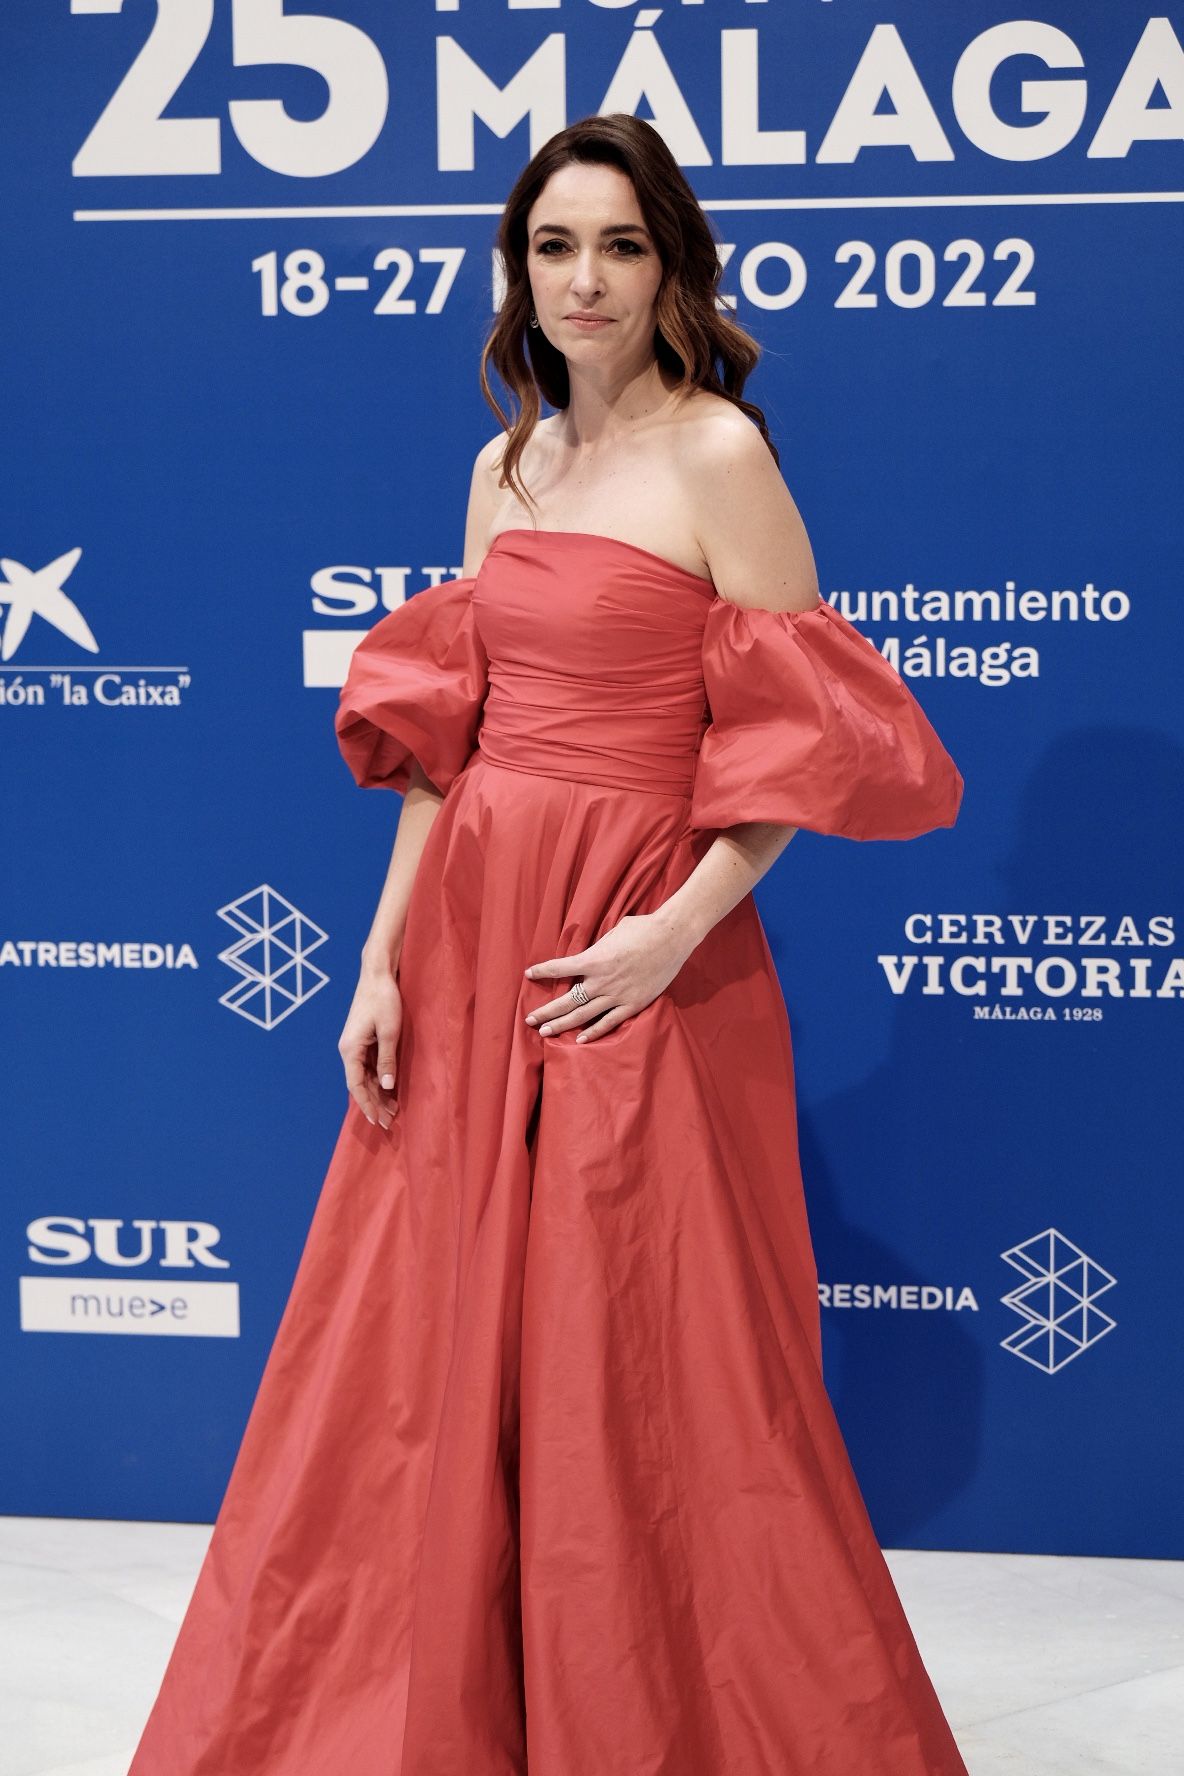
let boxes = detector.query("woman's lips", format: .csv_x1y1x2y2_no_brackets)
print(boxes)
566,315,614,330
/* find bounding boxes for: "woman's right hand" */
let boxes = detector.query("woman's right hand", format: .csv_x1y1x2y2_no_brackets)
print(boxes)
338,962,403,1130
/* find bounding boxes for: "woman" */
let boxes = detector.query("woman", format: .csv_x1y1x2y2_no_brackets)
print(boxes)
130,116,968,1775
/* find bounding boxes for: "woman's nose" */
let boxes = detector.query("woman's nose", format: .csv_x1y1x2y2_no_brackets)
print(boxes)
569,256,605,297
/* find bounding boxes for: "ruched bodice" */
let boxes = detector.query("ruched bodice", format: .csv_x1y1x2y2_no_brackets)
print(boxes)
473,528,714,798
335,524,964,841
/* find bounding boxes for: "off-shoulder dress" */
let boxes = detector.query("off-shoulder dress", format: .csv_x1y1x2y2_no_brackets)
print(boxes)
130,525,968,1776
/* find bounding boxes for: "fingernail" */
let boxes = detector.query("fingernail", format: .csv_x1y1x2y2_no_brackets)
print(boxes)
539,1023,552,1036
524,1014,536,1025
381,1073,394,1089
524,966,534,978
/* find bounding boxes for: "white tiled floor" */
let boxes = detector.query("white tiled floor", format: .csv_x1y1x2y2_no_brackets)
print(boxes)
0,1515,1180,1775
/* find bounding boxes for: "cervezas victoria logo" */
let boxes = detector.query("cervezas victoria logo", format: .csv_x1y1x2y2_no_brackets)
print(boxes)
879,911,1181,1017
0,546,191,707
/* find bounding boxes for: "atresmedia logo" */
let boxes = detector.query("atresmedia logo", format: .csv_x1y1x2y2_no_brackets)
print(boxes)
1000,1227,1116,1374
217,883,329,1030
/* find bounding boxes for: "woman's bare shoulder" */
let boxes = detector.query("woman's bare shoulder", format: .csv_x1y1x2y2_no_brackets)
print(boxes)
677,402,821,614
674,387,762,450
461,432,507,575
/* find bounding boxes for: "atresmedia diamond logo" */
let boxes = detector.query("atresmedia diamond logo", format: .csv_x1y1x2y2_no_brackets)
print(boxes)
217,884,328,1030
1000,1227,1116,1374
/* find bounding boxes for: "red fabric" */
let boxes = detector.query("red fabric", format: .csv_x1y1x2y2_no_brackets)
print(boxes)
691,596,964,839
335,574,488,796
130,529,968,1776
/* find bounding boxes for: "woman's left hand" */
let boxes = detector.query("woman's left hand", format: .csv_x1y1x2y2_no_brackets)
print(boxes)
524,910,694,1042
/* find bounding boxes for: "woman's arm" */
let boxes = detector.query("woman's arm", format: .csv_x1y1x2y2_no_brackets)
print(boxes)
523,820,796,1042
340,439,502,1126
358,759,446,977
339,759,445,1128
655,819,798,949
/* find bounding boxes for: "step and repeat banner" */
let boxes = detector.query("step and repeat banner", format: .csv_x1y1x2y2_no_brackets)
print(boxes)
2,3,1181,1557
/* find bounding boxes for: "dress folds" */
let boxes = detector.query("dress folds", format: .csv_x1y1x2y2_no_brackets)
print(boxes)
336,574,489,796
129,525,968,1776
689,596,964,840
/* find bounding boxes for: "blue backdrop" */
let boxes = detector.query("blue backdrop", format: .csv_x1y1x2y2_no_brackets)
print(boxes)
3,1,1181,1559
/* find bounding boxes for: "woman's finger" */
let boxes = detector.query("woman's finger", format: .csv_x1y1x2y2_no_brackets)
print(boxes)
342,1047,387,1128
534,995,615,1036
574,1005,632,1042
525,983,600,1026
526,981,606,1025
347,1082,378,1126
374,1030,400,1107
363,1050,395,1127
525,949,591,981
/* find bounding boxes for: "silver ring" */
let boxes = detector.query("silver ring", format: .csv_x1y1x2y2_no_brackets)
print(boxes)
571,979,590,1006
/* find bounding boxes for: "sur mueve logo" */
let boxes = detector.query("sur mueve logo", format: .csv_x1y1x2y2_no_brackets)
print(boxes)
302,562,458,688
20,1216,239,1338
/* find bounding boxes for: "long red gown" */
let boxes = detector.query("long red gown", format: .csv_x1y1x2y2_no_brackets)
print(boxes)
129,526,968,1775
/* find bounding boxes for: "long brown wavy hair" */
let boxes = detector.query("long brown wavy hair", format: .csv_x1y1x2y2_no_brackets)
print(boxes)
479,114,779,517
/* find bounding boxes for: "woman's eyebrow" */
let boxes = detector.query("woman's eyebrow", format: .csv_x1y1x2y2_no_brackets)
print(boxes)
529,222,650,240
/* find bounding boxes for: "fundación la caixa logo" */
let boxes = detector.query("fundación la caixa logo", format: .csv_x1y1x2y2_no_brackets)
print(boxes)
20,1217,238,1339
0,546,191,706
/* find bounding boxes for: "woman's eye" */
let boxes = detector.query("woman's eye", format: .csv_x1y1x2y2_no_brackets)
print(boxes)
536,239,644,256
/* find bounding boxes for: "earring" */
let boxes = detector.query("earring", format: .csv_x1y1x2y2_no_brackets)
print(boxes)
528,308,539,328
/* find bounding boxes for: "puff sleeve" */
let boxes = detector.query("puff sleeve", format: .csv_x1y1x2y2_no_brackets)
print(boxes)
689,596,964,840
334,575,489,796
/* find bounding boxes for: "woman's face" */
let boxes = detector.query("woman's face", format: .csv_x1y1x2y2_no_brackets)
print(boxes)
524,161,664,367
